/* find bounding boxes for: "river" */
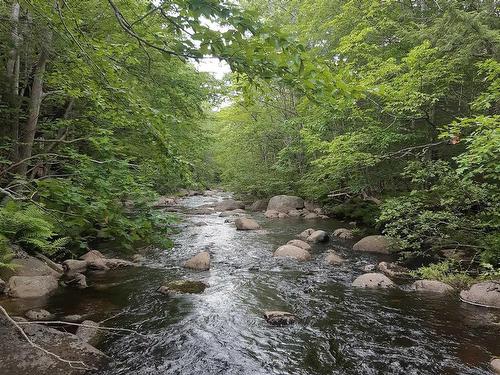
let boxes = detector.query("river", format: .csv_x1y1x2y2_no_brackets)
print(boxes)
8,192,500,374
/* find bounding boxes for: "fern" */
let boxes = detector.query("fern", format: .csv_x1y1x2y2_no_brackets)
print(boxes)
0,202,68,257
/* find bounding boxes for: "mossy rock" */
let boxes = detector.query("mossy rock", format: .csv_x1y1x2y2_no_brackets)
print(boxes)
158,280,208,295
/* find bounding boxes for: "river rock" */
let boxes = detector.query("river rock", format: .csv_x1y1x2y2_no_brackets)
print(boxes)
265,209,279,218
0,315,108,374
333,228,354,239
352,273,395,288
7,275,59,298
325,251,345,265
273,245,311,261
306,230,328,243
264,310,296,326
63,314,84,323
105,258,135,269
353,235,392,254
286,239,312,251
184,251,210,271
158,280,208,295
0,278,5,294
303,212,319,219
79,250,105,262
362,264,377,272
460,281,500,308
214,199,245,211
304,201,321,212
297,228,315,240
412,280,454,293
189,207,215,215
250,199,269,211
235,218,261,230
132,254,146,263
0,255,61,280
377,262,411,279
153,196,177,207
76,320,101,346
267,195,304,213
287,209,301,217
491,358,500,374
62,259,88,276
25,309,54,321
66,273,88,289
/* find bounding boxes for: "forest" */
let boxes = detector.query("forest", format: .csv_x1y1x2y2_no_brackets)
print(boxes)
0,1,500,374
0,1,499,283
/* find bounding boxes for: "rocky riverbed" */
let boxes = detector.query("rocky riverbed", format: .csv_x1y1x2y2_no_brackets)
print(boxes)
0,191,499,374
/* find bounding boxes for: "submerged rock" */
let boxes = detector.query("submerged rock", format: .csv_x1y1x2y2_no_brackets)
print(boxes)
412,280,454,293
353,235,392,254
273,245,311,261
7,275,59,298
333,228,353,239
184,251,211,271
460,281,500,308
306,230,328,243
25,309,54,321
0,315,108,374
286,239,311,251
235,218,261,230
158,280,209,295
325,251,345,265
297,228,315,240
352,273,395,288
267,195,304,213
264,310,296,326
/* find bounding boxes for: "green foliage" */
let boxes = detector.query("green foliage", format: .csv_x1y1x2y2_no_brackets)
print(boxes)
0,202,67,256
413,261,473,289
0,235,15,270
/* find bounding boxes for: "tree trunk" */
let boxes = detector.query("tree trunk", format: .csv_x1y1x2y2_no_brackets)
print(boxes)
4,1,21,162
16,31,51,177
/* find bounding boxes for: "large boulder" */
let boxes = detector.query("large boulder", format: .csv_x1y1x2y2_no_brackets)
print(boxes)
250,199,269,212
325,251,345,265
0,255,61,280
7,275,59,298
263,311,296,326
333,228,353,240
377,261,411,279
412,280,454,294
353,235,392,254
235,218,261,230
184,251,210,271
273,245,311,261
267,195,304,213
352,273,395,288
306,230,328,243
76,320,101,346
286,239,311,251
214,199,245,212
297,228,315,240
62,259,88,276
460,282,500,308
0,315,107,374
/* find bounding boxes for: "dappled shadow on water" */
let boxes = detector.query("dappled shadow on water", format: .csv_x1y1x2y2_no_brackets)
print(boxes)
24,193,500,375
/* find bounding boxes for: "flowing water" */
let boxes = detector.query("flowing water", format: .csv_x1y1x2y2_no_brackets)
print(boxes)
6,193,500,374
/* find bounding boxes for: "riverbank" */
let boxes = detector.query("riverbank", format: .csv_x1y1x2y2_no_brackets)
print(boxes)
0,191,499,374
